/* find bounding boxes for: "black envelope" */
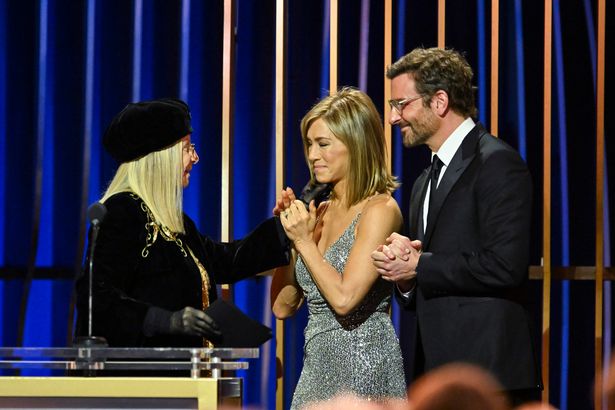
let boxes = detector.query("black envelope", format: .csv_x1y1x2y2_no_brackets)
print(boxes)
205,299,272,347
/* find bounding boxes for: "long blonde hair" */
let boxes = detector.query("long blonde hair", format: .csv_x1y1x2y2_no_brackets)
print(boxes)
300,87,399,206
101,140,185,233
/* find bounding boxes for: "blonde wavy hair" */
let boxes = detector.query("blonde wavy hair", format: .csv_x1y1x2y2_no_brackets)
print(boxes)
300,87,399,206
101,140,185,233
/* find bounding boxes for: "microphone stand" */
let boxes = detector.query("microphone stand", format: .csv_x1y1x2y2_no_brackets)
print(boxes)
74,206,108,348
73,203,109,376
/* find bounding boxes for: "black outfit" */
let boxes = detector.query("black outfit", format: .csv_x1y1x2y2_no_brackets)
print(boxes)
402,124,541,392
76,192,289,347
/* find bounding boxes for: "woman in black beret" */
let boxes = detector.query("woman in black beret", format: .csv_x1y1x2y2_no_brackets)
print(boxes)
75,98,289,348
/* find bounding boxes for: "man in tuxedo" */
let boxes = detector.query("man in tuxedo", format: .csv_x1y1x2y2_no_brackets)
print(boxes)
371,47,541,404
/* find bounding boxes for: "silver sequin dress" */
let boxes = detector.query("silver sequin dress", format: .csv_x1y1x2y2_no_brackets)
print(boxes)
291,214,406,410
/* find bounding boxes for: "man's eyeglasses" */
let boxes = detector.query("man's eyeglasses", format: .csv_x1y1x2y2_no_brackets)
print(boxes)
388,95,424,115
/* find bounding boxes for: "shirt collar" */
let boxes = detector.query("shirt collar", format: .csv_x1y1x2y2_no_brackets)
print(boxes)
431,117,475,167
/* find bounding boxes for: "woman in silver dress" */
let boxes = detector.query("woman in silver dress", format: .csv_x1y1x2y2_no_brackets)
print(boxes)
271,87,406,409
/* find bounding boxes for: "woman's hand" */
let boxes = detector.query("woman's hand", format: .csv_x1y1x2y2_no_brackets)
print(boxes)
272,187,296,216
279,199,317,245
169,306,221,338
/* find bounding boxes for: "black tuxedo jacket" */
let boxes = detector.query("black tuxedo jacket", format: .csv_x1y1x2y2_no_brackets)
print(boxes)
405,123,541,391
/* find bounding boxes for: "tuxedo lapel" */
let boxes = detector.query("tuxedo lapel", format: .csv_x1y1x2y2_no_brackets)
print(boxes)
423,125,483,247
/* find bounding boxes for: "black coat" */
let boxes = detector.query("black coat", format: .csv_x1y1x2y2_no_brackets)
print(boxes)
76,192,289,347
404,124,541,391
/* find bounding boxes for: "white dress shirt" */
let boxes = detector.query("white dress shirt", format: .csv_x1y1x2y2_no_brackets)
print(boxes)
421,117,475,233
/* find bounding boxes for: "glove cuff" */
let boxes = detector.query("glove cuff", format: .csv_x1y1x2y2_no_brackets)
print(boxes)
142,306,173,336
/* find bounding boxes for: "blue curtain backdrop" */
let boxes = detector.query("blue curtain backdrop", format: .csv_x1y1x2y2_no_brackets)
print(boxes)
0,0,613,409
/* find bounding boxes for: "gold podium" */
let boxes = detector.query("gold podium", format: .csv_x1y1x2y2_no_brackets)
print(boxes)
0,347,256,409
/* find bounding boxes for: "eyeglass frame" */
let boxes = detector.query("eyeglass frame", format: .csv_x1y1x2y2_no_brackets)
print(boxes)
183,143,199,162
388,95,425,115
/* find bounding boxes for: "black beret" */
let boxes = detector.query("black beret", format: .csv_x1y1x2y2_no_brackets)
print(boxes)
103,98,193,163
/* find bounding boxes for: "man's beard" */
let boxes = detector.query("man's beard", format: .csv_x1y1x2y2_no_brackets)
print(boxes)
400,108,440,148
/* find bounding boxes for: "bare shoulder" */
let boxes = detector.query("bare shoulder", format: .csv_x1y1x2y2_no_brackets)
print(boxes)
358,193,402,232
363,193,401,216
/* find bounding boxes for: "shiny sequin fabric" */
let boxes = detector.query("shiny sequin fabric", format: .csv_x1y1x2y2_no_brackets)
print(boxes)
291,214,406,410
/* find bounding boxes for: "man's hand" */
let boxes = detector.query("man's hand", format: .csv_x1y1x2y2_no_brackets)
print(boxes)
385,232,422,259
371,233,422,292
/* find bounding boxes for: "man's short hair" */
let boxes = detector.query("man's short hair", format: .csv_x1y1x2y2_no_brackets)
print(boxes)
387,47,478,118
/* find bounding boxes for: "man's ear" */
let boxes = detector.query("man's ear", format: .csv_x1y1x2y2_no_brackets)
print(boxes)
432,90,449,116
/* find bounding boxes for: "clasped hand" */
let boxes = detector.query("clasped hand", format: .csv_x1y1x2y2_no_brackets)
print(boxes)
272,187,296,216
273,187,317,245
371,232,422,291
278,199,317,244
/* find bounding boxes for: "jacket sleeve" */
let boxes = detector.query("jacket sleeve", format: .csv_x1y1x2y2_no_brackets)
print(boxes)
76,196,151,346
416,146,532,296
199,217,291,284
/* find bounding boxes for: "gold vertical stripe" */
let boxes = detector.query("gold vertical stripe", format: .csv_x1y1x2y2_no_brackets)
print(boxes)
384,0,392,171
595,0,605,408
220,0,235,300
490,0,499,136
221,0,234,243
541,0,552,403
437,0,445,48
275,1,286,409
276,0,286,194
330,0,338,94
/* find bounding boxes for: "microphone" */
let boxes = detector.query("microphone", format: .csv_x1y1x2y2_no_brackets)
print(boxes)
87,202,107,227
73,202,109,348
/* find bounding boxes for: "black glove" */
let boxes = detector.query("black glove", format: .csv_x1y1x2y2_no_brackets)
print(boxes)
298,181,331,209
169,306,222,339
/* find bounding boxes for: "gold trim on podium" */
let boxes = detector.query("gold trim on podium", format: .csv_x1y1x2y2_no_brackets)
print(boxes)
0,377,220,410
